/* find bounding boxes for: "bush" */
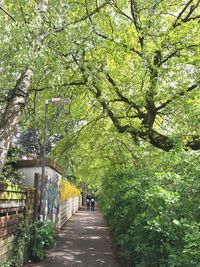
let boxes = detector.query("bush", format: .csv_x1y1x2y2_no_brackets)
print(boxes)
30,220,56,261
99,151,200,266
60,180,80,201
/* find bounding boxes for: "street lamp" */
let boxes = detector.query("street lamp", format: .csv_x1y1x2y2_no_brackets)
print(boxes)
39,98,71,221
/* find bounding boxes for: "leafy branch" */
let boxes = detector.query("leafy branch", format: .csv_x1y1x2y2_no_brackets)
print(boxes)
157,83,199,111
0,5,16,21
173,0,200,28
55,0,111,33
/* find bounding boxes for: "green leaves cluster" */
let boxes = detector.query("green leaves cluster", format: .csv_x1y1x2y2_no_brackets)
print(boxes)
99,150,200,266
3,219,56,266
0,165,25,184
1,0,199,159
30,220,56,261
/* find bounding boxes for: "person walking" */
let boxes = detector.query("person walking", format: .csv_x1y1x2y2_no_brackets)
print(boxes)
90,194,95,211
86,194,91,211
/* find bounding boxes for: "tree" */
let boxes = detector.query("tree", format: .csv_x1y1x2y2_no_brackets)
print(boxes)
58,0,199,151
0,0,47,170
0,67,33,170
0,0,199,173
0,0,111,172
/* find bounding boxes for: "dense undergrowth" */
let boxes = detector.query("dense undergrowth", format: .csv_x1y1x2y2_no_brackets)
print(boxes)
2,219,56,267
99,150,200,267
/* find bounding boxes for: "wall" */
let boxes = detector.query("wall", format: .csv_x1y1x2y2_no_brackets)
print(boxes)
14,160,62,222
58,196,82,229
19,166,62,188
0,180,82,265
13,159,63,188
0,183,36,265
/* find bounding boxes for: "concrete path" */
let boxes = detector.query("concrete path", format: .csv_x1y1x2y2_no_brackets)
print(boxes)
26,206,120,267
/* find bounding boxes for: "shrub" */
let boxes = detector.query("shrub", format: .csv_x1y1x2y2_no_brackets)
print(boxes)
99,151,200,266
60,180,80,201
30,220,56,261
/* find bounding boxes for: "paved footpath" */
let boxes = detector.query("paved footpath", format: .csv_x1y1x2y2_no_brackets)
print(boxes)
26,206,120,267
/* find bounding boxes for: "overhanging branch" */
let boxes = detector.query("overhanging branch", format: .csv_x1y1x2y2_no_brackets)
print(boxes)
173,0,200,28
157,83,199,111
55,1,111,33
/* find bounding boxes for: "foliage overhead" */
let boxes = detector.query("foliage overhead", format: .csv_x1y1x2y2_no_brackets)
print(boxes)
0,1,199,156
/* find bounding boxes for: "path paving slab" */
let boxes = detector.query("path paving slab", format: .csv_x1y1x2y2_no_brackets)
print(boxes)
25,206,120,267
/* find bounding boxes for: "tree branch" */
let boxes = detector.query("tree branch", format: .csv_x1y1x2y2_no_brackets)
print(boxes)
111,1,133,21
85,4,142,57
105,72,144,117
0,6,16,21
157,83,199,111
173,0,200,28
91,83,139,135
91,81,200,151
55,1,111,33
161,44,198,65
30,79,87,92
130,0,144,47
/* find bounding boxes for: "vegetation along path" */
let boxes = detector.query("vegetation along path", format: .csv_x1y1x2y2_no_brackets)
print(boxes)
26,206,120,267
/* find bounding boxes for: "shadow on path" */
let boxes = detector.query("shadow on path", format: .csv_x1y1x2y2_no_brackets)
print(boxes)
26,206,120,267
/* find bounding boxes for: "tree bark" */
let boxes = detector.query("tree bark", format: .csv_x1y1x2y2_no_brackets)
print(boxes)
0,67,33,172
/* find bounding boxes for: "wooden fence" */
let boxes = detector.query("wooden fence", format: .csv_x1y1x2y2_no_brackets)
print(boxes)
0,183,36,265
0,181,82,265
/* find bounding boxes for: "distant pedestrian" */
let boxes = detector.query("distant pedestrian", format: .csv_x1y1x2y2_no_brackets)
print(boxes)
86,194,90,211
90,194,95,211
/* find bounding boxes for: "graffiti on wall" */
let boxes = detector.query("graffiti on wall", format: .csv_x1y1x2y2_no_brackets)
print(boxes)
47,174,60,223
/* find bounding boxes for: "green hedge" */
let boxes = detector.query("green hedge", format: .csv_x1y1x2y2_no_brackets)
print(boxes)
99,152,200,266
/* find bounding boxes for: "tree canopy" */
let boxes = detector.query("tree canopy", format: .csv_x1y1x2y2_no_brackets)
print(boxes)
0,0,199,173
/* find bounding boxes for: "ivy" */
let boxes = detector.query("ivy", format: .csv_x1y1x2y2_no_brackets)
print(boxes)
0,165,25,184
2,216,30,267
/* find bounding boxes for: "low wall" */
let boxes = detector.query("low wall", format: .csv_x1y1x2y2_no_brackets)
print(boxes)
59,196,82,228
0,183,36,265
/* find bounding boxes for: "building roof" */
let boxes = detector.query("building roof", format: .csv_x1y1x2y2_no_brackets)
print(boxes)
13,158,63,175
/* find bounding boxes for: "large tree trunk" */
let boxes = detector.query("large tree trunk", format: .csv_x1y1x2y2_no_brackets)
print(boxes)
0,1,48,173
0,67,33,172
